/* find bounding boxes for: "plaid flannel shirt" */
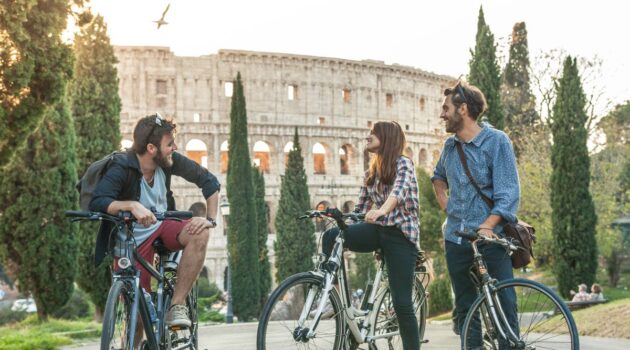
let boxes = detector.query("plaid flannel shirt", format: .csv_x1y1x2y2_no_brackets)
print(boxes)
355,156,420,245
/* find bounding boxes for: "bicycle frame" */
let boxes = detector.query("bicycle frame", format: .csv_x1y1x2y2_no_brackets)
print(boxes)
113,219,174,349
469,239,520,347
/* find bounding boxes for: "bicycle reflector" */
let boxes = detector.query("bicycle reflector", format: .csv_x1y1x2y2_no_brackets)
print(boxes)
118,257,131,269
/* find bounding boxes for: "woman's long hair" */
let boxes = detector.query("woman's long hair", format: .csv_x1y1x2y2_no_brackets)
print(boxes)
366,121,406,189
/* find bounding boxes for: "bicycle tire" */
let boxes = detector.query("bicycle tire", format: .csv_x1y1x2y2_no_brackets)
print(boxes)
101,280,134,350
257,272,344,350
372,274,429,349
462,278,579,350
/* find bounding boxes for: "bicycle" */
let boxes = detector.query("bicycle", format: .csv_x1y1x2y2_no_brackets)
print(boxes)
455,229,579,349
256,209,430,350
65,210,199,350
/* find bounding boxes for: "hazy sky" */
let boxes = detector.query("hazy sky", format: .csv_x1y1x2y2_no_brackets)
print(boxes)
89,0,629,116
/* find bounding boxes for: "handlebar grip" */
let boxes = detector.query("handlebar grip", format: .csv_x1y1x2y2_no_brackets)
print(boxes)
65,210,92,218
455,230,479,241
162,211,193,220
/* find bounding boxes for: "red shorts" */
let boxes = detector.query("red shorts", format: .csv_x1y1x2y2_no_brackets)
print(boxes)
115,219,190,291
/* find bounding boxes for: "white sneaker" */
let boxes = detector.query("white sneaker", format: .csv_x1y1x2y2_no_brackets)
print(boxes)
165,304,191,328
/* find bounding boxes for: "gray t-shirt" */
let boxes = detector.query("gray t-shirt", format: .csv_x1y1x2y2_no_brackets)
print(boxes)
115,167,167,255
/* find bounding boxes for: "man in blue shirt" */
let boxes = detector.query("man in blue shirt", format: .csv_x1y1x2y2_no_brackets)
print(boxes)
432,82,519,348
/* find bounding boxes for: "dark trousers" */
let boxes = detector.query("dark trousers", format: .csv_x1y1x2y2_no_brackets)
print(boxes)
323,223,419,350
445,240,518,349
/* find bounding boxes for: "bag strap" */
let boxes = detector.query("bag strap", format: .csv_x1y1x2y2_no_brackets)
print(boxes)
455,141,494,209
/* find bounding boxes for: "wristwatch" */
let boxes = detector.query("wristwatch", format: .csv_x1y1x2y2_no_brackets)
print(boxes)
207,217,217,228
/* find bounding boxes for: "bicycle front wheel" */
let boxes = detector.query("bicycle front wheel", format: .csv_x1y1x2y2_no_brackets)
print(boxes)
462,278,579,350
101,280,134,350
372,274,429,349
257,272,344,350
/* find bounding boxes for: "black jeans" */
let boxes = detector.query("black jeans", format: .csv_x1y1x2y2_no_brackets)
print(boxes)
323,223,419,350
445,240,517,349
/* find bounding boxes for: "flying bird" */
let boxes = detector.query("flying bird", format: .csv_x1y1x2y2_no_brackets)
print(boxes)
153,3,170,29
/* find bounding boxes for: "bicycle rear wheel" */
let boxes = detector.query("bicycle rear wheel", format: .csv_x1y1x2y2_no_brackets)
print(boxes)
462,278,579,350
257,272,344,350
101,280,134,350
372,274,428,349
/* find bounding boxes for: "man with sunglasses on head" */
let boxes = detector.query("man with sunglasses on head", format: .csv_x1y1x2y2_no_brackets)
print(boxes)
90,113,220,329
431,82,520,348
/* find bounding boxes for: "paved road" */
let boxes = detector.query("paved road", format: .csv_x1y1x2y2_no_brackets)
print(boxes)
63,321,630,350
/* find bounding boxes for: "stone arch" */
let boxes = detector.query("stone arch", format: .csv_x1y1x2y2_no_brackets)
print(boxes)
283,141,294,167
220,140,229,173
185,138,208,168
121,139,133,150
312,142,330,175
253,140,272,174
419,148,428,167
342,201,355,213
339,144,356,175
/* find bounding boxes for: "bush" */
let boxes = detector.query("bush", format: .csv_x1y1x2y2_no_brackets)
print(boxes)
51,287,91,320
0,308,28,326
197,277,221,298
198,309,224,323
428,276,453,317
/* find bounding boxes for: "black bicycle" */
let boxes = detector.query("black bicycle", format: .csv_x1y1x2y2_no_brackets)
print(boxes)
455,229,579,350
66,210,199,350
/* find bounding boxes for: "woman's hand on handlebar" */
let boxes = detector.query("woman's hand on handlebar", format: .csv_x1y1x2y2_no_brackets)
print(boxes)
365,208,385,224
131,202,156,227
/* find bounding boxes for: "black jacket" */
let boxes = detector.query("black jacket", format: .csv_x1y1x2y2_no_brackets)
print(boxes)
89,150,220,265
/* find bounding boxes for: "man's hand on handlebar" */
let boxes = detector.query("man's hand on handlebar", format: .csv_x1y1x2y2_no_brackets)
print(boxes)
131,202,157,227
477,227,498,240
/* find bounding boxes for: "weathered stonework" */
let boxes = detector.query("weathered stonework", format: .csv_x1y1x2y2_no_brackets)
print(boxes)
114,46,452,288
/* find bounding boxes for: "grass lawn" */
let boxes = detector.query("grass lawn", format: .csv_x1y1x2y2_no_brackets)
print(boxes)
0,315,100,350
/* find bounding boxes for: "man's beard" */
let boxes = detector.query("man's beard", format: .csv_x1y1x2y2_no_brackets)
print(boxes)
445,110,464,133
154,148,173,168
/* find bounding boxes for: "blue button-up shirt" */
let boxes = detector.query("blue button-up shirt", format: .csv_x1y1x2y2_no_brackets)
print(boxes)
431,123,520,244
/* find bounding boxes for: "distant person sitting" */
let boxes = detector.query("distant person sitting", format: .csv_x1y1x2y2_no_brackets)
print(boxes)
189,202,207,218
589,283,605,301
571,284,589,302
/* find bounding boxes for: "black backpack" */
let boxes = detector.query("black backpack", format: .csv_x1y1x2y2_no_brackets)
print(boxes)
75,152,125,211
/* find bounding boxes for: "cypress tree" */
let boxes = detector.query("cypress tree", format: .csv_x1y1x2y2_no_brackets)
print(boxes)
226,72,260,321
71,11,122,320
252,165,272,312
469,6,504,130
416,166,445,254
501,22,539,157
550,57,598,298
350,253,375,292
0,98,79,321
0,0,74,168
274,128,316,283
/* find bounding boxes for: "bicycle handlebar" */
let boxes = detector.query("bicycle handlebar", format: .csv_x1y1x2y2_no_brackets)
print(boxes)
454,229,519,252
65,210,193,223
298,209,365,222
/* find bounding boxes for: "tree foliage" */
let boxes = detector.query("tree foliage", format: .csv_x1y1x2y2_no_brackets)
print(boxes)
550,57,598,298
349,253,375,293
501,22,539,157
468,6,504,130
0,99,79,321
71,11,121,320
0,0,76,168
274,128,316,283
252,165,272,312
416,167,445,254
226,72,259,321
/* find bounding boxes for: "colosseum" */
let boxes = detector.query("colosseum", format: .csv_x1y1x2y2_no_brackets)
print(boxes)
114,46,453,288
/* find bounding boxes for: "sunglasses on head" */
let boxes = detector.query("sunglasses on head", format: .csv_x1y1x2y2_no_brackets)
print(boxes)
146,113,165,145
455,82,468,105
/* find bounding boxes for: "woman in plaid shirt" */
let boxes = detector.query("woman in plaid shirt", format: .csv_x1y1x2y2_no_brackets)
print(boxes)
322,120,421,350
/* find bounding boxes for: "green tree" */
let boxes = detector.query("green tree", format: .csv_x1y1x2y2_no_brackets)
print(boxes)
0,99,79,321
252,165,272,312
550,57,598,298
501,22,539,157
226,72,260,321
468,6,504,130
349,253,376,293
0,0,75,168
416,167,445,254
274,128,316,283
71,11,122,321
